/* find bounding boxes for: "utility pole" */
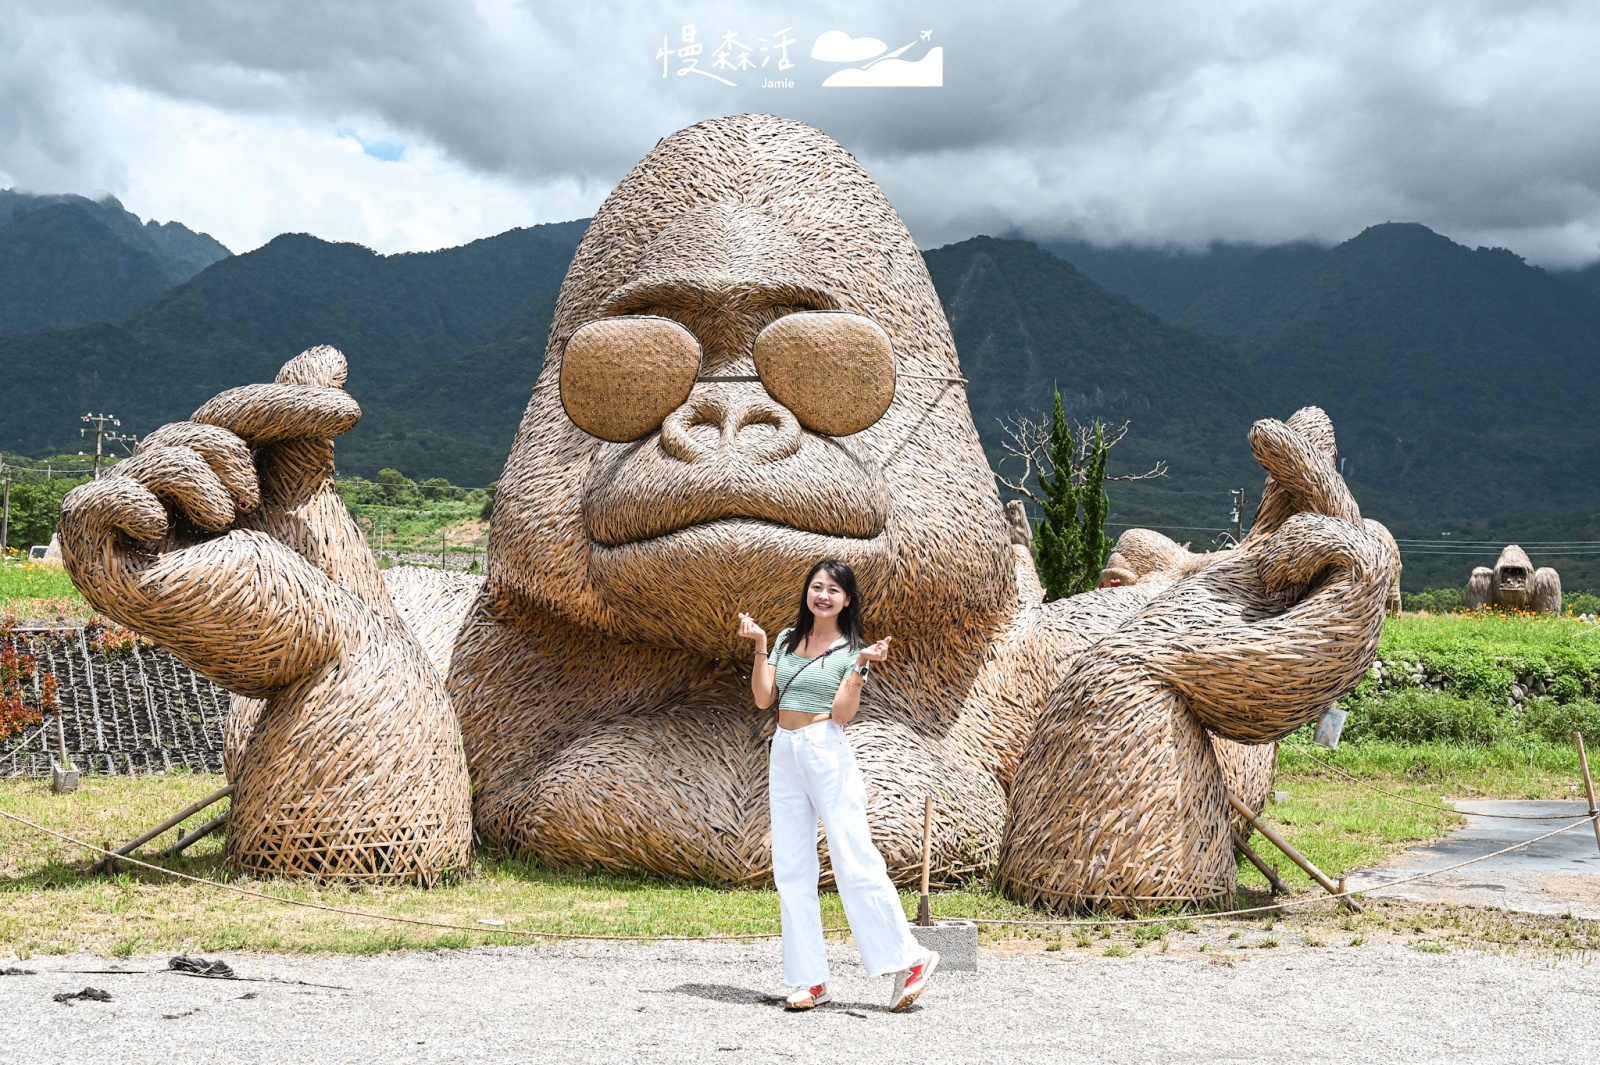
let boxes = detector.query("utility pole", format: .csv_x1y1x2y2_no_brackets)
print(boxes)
1230,488,1248,545
440,528,448,569
1,453,10,556
80,413,136,479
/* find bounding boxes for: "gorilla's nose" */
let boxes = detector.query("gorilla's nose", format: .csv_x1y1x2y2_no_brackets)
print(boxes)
659,388,802,465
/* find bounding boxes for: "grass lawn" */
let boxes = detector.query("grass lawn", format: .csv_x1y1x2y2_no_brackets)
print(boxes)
4,592,1599,958
4,747,1598,960
0,561,93,625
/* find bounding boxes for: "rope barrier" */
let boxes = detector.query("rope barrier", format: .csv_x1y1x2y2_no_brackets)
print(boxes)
961,816,1596,929
2,792,1595,939
0,809,807,943
1283,742,1574,820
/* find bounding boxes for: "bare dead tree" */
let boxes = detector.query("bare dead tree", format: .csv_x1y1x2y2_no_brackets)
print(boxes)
996,415,1167,506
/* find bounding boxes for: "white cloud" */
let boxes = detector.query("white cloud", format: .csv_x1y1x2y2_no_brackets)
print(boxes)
1,1,1599,266
822,48,942,88
811,30,887,63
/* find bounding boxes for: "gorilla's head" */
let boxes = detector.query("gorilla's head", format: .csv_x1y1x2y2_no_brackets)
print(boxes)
489,114,1014,658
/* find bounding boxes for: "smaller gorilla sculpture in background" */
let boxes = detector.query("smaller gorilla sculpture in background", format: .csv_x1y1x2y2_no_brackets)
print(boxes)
1465,545,1561,614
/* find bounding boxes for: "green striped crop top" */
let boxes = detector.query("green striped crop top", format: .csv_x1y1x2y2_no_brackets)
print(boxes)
769,629,857,716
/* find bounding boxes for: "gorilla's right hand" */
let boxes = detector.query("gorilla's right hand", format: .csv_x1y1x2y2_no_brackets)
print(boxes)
58,346,389,697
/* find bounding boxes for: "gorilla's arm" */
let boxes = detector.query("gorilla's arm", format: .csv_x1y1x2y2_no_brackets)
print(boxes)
996,408,1398,911
58,349,472,883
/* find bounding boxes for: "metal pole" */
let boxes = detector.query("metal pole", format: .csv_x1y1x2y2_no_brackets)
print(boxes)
441,528,447,568
1,472,9,555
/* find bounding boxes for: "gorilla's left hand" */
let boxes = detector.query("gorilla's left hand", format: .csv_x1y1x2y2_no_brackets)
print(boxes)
1105,406,1399,744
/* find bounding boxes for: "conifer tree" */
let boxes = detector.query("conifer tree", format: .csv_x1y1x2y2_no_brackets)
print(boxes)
999,392,1165,603
1033,393,1082,601
1029,394,1117,602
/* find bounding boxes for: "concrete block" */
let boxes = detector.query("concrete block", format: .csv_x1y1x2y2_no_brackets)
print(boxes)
51,763,79,794
909,919,977,971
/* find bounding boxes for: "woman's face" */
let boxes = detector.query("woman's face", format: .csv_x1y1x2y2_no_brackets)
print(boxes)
806,570,850,620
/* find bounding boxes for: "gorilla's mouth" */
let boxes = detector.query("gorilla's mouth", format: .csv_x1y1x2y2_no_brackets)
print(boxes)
583,437,890,547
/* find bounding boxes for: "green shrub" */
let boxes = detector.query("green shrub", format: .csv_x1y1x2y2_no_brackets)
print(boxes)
1566,591,1600,616
1343,689,1513,746
1517,697,1600,746
1405,587,1464,613
1549,673,1587,703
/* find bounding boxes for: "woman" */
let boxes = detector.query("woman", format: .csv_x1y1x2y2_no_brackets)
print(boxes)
738,559,940,1013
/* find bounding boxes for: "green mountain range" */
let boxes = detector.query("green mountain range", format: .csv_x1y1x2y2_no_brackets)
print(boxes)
0,221,586,470
1039,227,1600,588
4,212,1599,591
922,237,1273,536
0,191,230,331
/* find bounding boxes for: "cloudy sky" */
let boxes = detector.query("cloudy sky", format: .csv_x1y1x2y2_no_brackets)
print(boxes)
3,0,1598,266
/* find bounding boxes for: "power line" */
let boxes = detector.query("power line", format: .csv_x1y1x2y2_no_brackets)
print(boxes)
1394,540,1600,547
79,413,136,480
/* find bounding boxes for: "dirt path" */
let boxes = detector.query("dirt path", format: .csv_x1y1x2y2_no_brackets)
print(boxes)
3,941,1595,1064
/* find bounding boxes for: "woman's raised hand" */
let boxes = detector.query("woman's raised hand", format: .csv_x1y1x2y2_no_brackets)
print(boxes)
736,612,767,644
858,636,892,663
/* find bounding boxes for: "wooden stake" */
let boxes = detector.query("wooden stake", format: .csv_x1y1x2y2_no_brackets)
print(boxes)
156,811,230,858
93,784,234,873
1231,828,1289,896
1575,732,1600,858
917,795,933,927
1227,791,1361,913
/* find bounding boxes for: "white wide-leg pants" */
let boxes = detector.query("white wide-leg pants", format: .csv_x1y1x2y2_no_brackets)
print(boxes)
769,719,920,986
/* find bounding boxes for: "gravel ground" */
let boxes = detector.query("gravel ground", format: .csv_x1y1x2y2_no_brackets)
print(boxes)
3,940,1596,1064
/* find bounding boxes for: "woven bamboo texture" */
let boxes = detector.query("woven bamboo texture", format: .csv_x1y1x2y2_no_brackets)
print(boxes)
58,346,471,884
54,115,1393,905
996,408,1398,911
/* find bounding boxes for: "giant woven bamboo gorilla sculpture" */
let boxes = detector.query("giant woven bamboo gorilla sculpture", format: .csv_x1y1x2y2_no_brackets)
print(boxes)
59,114,1396,908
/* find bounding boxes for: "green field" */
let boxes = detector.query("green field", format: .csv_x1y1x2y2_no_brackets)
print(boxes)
0,560,92,625
5,581,1600,957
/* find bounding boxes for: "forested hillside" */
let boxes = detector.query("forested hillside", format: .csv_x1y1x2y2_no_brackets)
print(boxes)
1039,224,1600,588
922,237,1276,534
5,210,1600,590
0,221,587,465
0,191,229,331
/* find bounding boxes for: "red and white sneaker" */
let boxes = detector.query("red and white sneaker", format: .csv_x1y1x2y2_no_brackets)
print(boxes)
889,950,940,1012
785,983,831,1010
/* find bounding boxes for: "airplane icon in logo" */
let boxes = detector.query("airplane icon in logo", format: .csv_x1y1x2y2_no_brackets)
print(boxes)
920,30,931,41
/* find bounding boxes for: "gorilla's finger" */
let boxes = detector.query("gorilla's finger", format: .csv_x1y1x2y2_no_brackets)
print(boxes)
275,344,348,389
1249,407,1342,538
112,447,237,532
1248,418,1360,525
135,422,260,514
1285,406,1337,466
193,383,362,446
1255,512,1392,594
1101,528,1206,585
59,477,169,544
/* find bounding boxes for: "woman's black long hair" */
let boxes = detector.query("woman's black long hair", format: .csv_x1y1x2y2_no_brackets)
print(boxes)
783,559,865,654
